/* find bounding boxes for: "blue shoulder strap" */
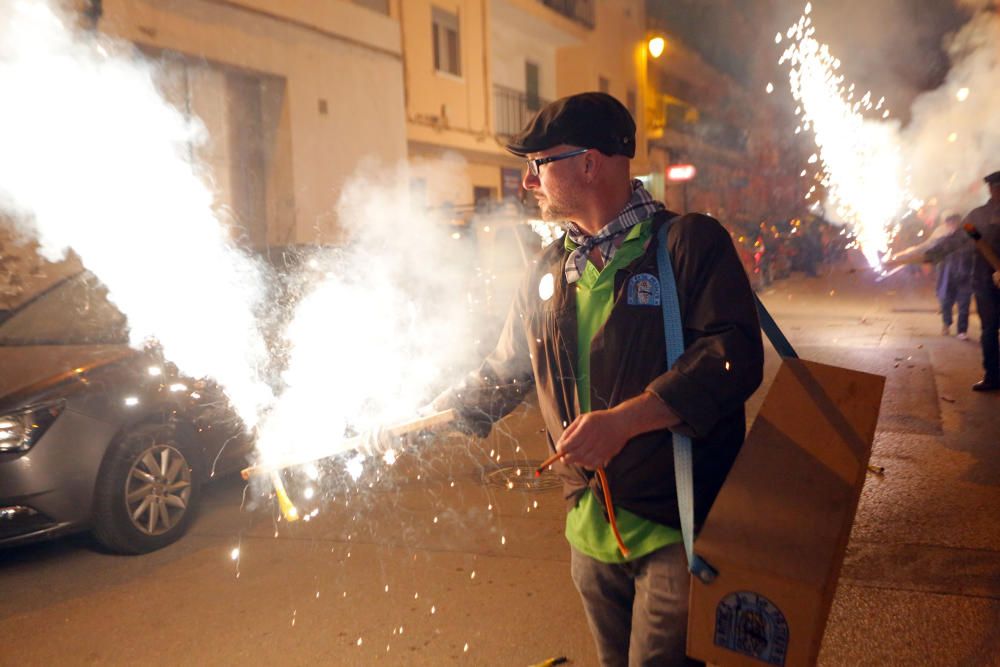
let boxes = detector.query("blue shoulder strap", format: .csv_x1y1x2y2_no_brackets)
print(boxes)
656,221,719,584
656,219,798,585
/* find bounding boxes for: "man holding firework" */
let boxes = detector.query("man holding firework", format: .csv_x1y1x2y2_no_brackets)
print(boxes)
891,172,1000,391
434,92,763,665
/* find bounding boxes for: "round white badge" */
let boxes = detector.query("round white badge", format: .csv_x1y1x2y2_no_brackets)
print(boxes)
538,272,555,301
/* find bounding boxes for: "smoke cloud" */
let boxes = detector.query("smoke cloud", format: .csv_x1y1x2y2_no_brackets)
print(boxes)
0,0,274,425
904,9,1000,210
252,158,486,469
0,1,530,487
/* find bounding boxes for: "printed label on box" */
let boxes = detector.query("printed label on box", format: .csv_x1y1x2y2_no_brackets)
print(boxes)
714,591,789,666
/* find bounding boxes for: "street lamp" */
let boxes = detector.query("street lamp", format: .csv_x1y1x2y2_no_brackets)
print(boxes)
648,36,666,59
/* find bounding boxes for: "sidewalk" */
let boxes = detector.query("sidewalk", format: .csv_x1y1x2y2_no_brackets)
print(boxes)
760,263,1000,666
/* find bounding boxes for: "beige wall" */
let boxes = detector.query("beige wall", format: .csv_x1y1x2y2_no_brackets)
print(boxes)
555,0,648,171
403,0,650,209
407,143,507,210
490,0,581,103
399,0,493,149
490,20,559,102
100,0,407,245
399,0,513,210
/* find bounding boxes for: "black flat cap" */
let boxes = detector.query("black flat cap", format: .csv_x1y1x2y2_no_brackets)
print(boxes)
985,171,1000,184
505,92,636,158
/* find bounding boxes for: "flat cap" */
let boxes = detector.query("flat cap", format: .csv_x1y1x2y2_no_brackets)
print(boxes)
985,171,1000,184
505,92,636,158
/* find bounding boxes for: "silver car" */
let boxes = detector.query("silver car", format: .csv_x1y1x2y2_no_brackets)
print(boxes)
0,271,251,553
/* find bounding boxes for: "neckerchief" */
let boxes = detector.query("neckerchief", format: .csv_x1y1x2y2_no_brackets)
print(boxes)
564,180,666,283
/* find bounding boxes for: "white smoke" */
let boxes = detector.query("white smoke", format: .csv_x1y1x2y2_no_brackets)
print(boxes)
253,159,483,468
904,9,1000,210
0,1,530,483
0,1,273,425
780,3,999,266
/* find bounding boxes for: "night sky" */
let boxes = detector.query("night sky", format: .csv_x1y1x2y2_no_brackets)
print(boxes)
647,0,971,119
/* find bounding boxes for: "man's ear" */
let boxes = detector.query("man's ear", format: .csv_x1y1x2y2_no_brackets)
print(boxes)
582,151,599,180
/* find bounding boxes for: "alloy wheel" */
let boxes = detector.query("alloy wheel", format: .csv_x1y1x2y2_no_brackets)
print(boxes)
124,444,192,536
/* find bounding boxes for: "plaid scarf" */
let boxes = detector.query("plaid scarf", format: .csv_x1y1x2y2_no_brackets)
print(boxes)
563,180,666,283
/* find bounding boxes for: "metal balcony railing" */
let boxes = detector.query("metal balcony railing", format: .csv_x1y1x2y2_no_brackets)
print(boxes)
539,0,595,28
493,85,550,138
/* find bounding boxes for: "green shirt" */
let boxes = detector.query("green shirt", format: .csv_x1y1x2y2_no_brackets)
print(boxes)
565,220,682,563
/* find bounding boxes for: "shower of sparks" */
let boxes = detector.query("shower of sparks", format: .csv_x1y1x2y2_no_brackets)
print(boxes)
527,218,565,248
250,167,477,476
779,5,917,269
345,453,366,482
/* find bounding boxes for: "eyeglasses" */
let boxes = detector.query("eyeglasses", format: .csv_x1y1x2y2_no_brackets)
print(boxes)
525,148,589,177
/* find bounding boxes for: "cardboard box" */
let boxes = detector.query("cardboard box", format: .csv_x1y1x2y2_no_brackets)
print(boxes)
687,358,885,666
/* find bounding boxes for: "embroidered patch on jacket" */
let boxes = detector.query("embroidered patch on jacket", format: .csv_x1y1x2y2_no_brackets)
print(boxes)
626,273,660,306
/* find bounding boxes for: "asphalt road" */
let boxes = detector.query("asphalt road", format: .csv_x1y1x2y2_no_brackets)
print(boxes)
1,260,998,666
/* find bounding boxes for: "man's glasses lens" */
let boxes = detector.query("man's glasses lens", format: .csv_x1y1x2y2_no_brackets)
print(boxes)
525,148,588,177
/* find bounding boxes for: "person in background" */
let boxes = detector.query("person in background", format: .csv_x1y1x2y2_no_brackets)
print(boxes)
947,172,1000,390
932,213,976,340
888,171,1000,390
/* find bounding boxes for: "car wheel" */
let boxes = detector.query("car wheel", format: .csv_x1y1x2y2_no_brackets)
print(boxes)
93,421,202,554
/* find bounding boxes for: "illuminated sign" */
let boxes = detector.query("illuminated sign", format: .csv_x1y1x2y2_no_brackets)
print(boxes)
667,164,697,182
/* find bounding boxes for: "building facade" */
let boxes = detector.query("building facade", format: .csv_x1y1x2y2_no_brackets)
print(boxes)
71,0,751,245
397,0,649,216
642,33,753,224
89,0,407,246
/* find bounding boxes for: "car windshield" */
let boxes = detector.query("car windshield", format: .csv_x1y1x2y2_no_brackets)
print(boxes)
0,272,129,346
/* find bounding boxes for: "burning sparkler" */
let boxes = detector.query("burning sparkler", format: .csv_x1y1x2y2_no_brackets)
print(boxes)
778,3,917,269
0,1,273,426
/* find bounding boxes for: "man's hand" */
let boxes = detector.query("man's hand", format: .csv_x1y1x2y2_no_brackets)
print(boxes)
556,410,630,469
882,256,905,270
424,388,455,415
993,271,1000,289
556,392,682,470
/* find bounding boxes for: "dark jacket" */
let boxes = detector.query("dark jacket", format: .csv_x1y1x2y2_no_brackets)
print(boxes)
447,211,764,529
927,201,1000,290
929,227,975,298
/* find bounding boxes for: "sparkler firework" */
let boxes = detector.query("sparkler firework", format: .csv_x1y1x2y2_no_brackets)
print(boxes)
0,2,482,495
0,0,273,426
776,3,916,269
776,4,1000,268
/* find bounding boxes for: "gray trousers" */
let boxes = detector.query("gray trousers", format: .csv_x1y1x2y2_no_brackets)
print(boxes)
570,543,701,667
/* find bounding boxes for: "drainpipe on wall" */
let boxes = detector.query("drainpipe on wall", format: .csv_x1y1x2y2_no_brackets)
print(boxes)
82,0,103,31
396,0,411,117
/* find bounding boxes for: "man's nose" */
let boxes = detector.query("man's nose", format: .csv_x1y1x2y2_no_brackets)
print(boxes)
523,170,540,191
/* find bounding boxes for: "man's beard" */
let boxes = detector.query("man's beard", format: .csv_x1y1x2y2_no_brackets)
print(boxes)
538,196,572,222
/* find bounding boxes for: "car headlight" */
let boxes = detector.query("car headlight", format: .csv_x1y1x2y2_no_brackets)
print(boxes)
0,401,65,453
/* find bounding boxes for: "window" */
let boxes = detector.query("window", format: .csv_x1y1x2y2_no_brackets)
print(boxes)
525,61,540,111
598,76,610,93
432,7,461,76
474,186,496,212
626,89,637,117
